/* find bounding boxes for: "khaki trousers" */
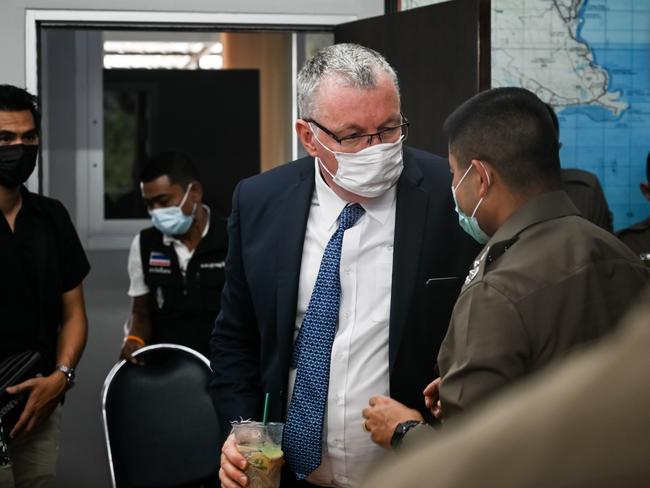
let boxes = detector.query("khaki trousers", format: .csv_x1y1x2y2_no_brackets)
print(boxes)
0,406,62,488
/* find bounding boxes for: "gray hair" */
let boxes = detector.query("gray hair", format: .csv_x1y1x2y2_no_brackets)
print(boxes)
297,43,400,119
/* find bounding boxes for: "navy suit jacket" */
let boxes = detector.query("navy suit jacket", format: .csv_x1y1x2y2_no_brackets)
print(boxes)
210,147,480,443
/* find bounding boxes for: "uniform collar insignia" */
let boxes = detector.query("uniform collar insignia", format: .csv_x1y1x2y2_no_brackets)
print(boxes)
465,247,489,286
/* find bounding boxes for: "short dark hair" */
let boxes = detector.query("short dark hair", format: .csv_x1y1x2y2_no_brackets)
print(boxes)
139,150,200,189
444,87,561,191
0,84,41,132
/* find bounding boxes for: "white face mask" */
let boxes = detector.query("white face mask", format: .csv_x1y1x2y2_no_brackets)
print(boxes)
311,125,404,198
148,183,196,236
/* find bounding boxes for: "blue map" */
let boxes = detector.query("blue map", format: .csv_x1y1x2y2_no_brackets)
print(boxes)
493,0,650,230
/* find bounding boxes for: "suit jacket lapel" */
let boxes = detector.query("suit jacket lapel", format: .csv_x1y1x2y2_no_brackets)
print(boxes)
389,154,429,372
276,160,315,359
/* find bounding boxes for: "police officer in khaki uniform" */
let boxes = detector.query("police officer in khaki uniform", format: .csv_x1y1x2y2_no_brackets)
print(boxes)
617,152,650,264
361,87,650,450
362,289,650,488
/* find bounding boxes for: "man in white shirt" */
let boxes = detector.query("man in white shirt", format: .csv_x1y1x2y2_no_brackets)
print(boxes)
121,150,227,361
212,43,478,488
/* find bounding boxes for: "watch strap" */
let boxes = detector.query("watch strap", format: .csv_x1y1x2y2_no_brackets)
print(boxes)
390,419,424,449
55,364,75,386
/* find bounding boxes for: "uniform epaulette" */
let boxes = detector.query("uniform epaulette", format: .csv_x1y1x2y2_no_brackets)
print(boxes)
487,236,519,265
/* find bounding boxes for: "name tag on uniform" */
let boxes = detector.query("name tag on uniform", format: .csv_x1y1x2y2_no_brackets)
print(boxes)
200,261,225,269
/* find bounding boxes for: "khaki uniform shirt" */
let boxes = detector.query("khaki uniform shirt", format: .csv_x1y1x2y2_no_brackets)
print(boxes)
561,168,613,231
438,191,650,416
363,290,650,488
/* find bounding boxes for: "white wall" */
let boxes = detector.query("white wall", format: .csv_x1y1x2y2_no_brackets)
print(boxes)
1,0,383,88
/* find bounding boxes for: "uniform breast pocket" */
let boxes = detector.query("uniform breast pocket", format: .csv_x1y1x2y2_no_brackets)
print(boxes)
373,245,394,322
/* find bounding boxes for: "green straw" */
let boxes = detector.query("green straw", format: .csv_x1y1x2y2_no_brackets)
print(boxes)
262,393,270,425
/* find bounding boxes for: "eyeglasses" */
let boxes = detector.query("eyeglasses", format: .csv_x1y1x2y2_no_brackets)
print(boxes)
305,115,409,151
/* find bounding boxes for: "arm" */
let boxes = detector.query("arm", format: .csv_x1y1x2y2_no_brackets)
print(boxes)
7,284,88,438
120,234,152,363
210,183,262,427
211,183,263,485
437,282,527,418
120,294,153,364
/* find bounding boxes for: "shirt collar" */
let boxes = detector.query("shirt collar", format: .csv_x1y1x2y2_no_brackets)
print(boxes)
488,190,580,245
163,204,211,246
313,158,396,230
18,185,42,214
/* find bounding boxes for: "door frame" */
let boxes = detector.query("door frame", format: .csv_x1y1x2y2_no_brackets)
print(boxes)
25,10,353,248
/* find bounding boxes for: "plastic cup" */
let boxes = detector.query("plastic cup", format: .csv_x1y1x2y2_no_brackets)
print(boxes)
231,421,284,488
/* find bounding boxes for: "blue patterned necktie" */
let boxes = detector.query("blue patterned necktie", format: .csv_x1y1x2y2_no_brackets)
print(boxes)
283,203,365,480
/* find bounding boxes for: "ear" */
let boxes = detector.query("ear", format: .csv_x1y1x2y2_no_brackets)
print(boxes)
641,182,650,201
190,181,203,202
296,119,319,157
471,159,493,197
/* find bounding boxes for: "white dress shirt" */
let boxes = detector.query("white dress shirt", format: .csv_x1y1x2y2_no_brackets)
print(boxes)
127,205,211,297
287,159,396,488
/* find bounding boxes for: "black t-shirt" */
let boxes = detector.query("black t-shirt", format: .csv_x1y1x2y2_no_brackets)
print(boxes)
0,187,90,373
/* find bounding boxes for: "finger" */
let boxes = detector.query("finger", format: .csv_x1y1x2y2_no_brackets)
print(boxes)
361,407,371,418
369,395,388,407
422,377,441,396
24,412,41,435
223,435,247,470
10,407,33,439
433,400,443,419
219,466,246,488
121,344,139,365
5,378,35,395
424,396,433,409
220,453,248,487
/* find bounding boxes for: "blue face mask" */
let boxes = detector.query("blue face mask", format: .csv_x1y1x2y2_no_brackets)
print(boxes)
149,183,196,236
451,163,490,244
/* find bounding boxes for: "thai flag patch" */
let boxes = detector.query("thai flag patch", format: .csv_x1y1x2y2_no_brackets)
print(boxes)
149,252,171,267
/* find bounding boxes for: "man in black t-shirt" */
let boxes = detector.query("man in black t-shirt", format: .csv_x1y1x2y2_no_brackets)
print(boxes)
0,85,90,487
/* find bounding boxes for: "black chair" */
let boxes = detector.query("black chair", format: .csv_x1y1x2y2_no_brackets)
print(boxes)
101,344,221,488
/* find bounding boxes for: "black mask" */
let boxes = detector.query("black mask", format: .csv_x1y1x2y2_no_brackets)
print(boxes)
0,144,38,188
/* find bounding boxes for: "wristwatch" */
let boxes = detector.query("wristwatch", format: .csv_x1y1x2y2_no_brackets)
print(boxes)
55,364,76,387
390,420,424,449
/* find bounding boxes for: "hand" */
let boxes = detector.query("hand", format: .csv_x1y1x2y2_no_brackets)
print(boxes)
219,433,249,488
5,372,68,439
120,339,144,365
423,377,444,419
361,396,424,449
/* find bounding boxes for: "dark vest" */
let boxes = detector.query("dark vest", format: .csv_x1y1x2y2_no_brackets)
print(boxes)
139,211,227,356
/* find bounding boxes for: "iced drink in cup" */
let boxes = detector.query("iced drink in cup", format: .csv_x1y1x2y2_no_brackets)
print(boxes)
231,421,284,488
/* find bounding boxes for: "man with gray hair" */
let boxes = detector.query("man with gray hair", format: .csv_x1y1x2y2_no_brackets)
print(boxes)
211,43,478,487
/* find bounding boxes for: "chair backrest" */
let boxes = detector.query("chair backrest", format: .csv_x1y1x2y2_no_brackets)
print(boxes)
101,344,221,488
